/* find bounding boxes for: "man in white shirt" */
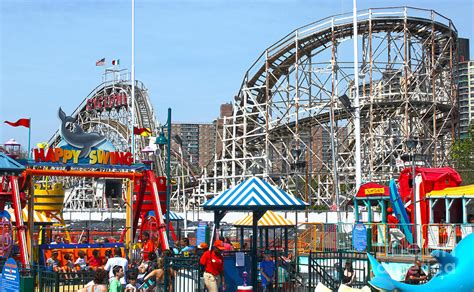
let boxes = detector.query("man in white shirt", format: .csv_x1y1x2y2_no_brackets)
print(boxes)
104,247,128,286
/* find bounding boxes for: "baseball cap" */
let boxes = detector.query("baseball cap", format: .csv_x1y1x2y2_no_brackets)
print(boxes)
213,239,225,250
198,242,209,249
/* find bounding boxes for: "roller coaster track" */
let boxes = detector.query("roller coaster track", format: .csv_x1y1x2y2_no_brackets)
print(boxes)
213,7,458,206
236,7,456,131
45,74,198,211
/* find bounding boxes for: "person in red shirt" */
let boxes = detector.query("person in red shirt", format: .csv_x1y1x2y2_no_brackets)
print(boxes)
387,207,399,228
142,232,154,261
387,207,405,252
89,249,103,270
200,239,226,292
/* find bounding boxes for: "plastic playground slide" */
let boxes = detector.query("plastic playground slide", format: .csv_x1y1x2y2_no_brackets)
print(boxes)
389,179,413,244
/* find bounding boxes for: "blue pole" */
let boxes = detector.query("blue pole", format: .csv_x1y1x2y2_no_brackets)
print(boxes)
28,118,31,159
166,108,172,245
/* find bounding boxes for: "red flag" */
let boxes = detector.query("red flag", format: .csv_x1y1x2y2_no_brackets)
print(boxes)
133,127,151,135
4,118,30,128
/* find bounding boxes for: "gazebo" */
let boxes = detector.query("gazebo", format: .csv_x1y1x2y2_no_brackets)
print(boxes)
233,210,295,253
353,182,390,223
202,176,308,290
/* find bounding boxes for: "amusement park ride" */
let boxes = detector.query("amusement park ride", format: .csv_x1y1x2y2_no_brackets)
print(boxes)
0,104,176,267
0,7,471,279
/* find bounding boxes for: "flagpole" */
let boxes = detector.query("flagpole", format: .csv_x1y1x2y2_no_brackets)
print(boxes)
131,0,135,161
128,0,136,259
28,118,31,159
353,0,362,192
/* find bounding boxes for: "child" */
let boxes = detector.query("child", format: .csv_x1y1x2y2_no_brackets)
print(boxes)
46,251,62,272
125,271,138,292
63,253,75,273
75,250,88,271
89,249,103,270
109,265,124,292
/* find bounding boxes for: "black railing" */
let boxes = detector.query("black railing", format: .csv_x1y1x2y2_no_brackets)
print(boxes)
308,251,371,290
38,269,95,292
165,255,202,292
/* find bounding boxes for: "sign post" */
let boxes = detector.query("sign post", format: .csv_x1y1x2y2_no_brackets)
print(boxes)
352,223,367,252
0,258,20,292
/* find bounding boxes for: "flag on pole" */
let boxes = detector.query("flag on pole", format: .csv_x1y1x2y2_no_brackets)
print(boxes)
112,59,120,66
96,58,105,66
4,118,30,128
133,127,151,136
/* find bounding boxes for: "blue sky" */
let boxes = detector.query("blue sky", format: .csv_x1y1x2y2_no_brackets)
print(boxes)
1,0,473,147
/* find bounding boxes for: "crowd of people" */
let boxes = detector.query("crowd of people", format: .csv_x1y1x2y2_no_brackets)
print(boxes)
44,232,237,291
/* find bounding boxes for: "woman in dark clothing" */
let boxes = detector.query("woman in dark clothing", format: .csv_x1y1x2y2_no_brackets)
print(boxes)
342,261,355,285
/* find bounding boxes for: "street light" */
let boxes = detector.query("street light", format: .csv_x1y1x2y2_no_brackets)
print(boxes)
155,108,172,292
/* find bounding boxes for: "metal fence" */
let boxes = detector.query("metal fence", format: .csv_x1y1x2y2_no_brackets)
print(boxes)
167,255,203,292
37,269,95,292
294,222,474,259
157,250,371,292
307,251,370,291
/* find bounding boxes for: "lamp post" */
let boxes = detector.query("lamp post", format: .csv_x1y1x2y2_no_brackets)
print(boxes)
155,108,172,244
406,137,418,244
155,108,171,291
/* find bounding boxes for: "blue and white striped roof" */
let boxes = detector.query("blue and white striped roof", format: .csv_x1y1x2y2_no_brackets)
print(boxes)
164,211,184,221
147,210,184,221
202,177,308,210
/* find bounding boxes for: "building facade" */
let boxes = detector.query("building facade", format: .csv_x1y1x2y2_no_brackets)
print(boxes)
457,38,472,138
458,60,474,138
171,123,216,171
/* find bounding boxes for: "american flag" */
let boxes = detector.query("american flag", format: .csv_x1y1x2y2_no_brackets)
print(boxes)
95,58,105,66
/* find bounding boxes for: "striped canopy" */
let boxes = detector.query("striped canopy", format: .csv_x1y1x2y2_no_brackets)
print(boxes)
233,210,295,227
7,208,59,224
147,210,184,221
202,177,308,210
164,211,184,221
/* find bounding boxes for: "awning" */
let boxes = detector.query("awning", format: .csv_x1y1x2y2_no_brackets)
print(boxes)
356,182,389,198
202,177,308,211
164,211,184,221
426,184,474,198
147,210,184,221
0,153,25,174
8,208,59,224
233,210,295,227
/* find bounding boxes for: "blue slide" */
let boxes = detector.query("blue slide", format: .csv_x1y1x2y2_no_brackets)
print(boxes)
389,179,413,244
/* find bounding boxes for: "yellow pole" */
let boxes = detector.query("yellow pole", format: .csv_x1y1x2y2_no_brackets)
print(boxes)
28,180,34,267
125,180,133,257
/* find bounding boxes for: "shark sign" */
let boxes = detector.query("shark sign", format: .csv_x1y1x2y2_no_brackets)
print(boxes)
33,108,133,166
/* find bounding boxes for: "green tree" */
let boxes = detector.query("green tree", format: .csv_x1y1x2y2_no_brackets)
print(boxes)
451,125,474,184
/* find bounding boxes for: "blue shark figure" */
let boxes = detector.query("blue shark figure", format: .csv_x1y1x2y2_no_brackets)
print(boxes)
368,233,474,291
58,107,106,159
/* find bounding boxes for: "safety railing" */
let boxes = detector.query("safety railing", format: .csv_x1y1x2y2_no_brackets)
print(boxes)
38,268,95,292
290,222,473,259
422,223,473,258
307,251,371,290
